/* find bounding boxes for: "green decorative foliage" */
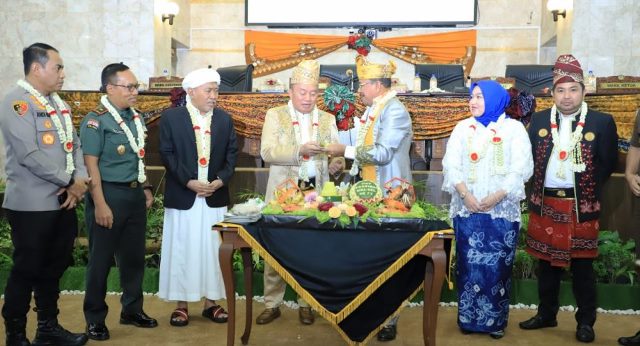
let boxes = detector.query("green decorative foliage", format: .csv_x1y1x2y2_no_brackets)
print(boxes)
415,200,449,224
0,217,13,270
146,195,165,244
236,189,265,202
513,249,536,280
593,230,636,284
232,250,264,272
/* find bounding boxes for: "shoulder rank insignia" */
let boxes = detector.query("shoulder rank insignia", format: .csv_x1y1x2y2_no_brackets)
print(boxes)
93,105,108,116
29,95,46,110
12,101,28,116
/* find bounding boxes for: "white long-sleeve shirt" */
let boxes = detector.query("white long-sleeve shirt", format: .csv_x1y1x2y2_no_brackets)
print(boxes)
442,114,533,222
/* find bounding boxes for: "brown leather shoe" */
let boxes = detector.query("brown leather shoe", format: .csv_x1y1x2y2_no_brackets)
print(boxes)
298,307,314,325
256,308,281,325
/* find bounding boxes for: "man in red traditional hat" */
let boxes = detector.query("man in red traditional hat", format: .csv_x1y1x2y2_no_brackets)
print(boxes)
518,54,618,343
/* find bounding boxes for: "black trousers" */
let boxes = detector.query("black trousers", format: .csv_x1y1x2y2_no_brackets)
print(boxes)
1,208,77,320
83,183,147,324
537,258,597,326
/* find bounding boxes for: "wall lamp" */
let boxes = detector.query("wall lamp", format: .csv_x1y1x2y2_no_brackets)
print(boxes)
547,0,571,22
161,2,180,25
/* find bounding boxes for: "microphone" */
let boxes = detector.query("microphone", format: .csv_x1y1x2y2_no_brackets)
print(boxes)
346,69,354,92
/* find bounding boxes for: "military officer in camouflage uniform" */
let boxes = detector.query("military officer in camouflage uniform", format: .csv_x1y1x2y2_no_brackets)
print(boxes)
0,43,89,346
80,63,157,341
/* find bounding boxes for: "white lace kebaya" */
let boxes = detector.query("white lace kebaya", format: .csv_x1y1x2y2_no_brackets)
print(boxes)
442,115,533,223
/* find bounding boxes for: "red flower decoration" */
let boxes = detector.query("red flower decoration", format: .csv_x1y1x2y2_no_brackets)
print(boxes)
470,152,479,162
347,34,372,56
65,141,73,152
345,103,356,117
199,157,208,166
138,148,145,158
318,202,334,212
356,47,369,56
559,150,568,161
353,203,368,216
337,118,350,131
323,84,356,131
492,136,502,144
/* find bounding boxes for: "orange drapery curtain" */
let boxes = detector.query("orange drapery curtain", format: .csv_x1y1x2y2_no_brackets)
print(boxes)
245,30,477,77
373,30,477,75
245,30,347,77
373,30,476,62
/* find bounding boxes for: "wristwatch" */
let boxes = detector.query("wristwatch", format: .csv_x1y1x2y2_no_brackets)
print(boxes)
460,191,467,200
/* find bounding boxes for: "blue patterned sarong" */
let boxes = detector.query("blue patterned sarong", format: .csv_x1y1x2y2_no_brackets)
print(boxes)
453,214,519,333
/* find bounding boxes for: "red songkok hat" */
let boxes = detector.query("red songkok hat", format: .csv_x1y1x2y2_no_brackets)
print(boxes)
553,54,584,85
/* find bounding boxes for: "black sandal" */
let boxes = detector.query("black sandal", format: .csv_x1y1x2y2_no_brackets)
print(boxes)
170,308,189,327
202,305,228,323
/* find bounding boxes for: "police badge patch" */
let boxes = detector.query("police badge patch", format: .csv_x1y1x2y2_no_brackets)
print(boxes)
86,119,100,130
42,133,55,145
12,101,28,116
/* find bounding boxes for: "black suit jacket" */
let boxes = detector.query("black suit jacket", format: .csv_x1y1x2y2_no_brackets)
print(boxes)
159,106,238,210
527,107,618,222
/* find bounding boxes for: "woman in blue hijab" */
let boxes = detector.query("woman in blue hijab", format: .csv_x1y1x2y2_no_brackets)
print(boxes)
442,80,534,339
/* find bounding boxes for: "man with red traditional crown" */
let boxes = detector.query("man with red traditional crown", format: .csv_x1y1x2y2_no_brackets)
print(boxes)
326,55,413,342
519,54,618,343
158,67,238,328
258,59,344,326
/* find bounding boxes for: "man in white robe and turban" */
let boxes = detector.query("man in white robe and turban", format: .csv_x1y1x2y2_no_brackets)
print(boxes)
158,67,238,327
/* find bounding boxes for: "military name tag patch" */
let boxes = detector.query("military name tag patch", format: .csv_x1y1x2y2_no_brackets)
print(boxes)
12,101,28,116
86,119,100,130
42,133,55,145
538,128,548,137
584,132,595,141
36,112,49,118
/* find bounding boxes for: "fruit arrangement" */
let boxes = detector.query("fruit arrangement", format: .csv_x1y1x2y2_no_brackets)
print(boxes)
263,177,428,227
381,178,416,213
272,179,305,212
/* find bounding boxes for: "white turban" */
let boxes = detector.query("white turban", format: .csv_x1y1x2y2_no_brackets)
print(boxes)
182,68,221,90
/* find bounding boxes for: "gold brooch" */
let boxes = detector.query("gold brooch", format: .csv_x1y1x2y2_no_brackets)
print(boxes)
584,132,595,141
538,128,548,137
117,144,126,155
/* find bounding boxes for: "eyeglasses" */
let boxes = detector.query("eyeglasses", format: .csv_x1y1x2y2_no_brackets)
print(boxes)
111,83,140,92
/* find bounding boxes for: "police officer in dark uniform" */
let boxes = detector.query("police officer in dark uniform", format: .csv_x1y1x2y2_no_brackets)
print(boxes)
80,63,157,341
0,43,89,346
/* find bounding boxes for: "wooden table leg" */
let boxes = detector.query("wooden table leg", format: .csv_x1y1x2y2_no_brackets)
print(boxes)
422,241,446,346
240,248,253,345
219,239,236,346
